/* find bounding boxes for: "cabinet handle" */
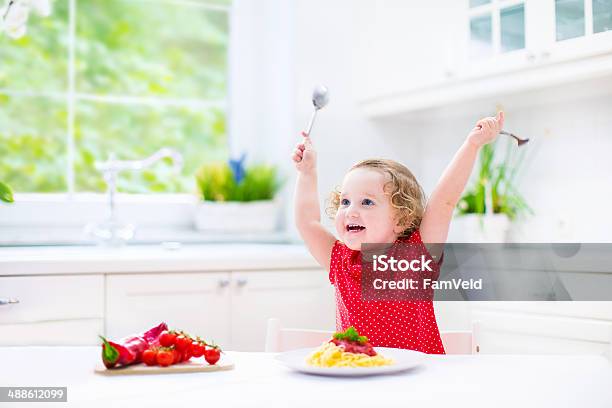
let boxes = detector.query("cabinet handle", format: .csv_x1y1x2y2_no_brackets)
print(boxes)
218,279,230,288
526,52,536,62
541,50,551,59
0,298,20,306
236,278,248,287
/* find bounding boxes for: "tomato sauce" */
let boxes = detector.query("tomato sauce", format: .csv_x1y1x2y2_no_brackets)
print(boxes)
330,338,377,356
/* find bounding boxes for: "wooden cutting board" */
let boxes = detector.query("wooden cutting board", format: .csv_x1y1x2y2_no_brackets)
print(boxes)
94,356,234,376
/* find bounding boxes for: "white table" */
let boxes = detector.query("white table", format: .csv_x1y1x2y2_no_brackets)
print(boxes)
1,347,611,408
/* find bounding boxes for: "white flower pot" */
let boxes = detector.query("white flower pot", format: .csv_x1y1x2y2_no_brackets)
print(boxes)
194,199,280,233
448,213,510,243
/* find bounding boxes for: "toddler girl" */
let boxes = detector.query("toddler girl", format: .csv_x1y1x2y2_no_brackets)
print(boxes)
291,112,504,354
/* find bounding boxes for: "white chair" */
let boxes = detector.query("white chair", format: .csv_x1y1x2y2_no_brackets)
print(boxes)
265,318,481,354
440,321,481,354
606,326,612,364
265,318,334,353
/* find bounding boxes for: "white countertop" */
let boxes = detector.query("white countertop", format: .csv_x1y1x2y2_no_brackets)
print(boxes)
0,244,319,276
1,347,611,408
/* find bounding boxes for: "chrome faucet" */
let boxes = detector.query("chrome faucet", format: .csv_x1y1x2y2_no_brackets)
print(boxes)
85,148,183,246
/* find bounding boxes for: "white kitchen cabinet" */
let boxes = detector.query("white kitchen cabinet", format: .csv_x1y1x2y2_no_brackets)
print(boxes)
471,301,612,354
105,269,336,351
356,0,612,117
353,0,463,103
105,272,232,347
463,0,612,77
230,269,335,351
462,0,535,78
537,0,612,65
0,275,104,345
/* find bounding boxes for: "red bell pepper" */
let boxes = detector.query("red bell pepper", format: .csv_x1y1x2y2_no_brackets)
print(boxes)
100,322,168,368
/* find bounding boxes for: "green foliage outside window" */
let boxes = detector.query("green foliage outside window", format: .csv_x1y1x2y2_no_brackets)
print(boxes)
0,0,230,194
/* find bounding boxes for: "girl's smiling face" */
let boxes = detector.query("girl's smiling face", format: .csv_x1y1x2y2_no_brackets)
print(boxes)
335,168,404,251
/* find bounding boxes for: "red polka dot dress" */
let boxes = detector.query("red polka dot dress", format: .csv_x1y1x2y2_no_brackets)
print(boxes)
329,229,445,354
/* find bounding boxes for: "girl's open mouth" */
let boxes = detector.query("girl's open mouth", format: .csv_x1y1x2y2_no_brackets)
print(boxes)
346,224,366,233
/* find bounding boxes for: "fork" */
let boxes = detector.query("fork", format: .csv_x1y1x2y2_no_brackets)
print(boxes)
500,130,529,146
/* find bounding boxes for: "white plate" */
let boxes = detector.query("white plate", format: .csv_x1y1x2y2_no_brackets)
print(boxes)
275,347,425,377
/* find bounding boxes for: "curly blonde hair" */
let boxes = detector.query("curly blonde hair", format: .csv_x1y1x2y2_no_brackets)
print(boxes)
326,159,426,238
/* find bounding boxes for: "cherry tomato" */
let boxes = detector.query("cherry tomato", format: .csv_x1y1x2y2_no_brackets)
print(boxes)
142,349,158,366
159,331,177,347
156,349,174,367
172,348,181,364
204,348,221,365
191,342,206,358
183,347,193,362
175,335,191,352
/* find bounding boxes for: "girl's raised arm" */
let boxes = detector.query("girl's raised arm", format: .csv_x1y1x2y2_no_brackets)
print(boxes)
292,132,337,270
420,112,504,245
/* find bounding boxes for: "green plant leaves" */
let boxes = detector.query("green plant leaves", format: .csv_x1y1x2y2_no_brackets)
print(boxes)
195,162,281,202
0,181,14,203
456,138,532,220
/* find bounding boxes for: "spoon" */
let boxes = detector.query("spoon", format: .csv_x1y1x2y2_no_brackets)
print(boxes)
500,130,529,146
304,85,329,136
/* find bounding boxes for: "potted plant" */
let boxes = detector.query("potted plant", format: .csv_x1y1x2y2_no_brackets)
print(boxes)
450,138,532,242
194,154,282,233
0,181,14,203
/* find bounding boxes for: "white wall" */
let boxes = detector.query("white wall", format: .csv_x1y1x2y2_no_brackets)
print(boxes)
289,0,432,236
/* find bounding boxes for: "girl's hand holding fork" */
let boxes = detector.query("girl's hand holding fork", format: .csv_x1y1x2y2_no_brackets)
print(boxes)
467,111,504,148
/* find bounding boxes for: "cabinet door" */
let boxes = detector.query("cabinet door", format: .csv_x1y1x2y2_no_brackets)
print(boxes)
463,0,538,78
0,275,104,345
106,273,231,347
471,301,612,354
230,269,336,351
462,0,612,75
354,0,462,101
541,0,612,64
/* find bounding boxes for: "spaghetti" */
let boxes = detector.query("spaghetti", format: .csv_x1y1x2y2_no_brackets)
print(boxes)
305,327,394,368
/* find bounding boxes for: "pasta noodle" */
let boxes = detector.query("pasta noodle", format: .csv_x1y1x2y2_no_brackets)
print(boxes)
306,342,394,368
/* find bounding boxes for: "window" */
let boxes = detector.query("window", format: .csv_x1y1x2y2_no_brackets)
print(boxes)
470,13,493,58
555,0,612,40
470,0,492,7
500,4,525,52
593,0,612,33
468,0,526,58
555,0,586,40
0,0,231,195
